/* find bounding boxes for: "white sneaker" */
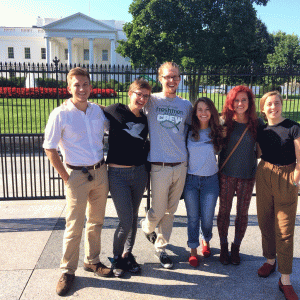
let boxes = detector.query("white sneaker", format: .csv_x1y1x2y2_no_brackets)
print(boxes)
155,251,173,269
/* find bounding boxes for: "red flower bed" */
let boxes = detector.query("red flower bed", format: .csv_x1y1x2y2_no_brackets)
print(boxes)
0,87,117,99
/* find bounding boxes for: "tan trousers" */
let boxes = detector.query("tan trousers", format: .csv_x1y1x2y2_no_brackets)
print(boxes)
256,160,298,274
60,163,109,274
142,162,187,251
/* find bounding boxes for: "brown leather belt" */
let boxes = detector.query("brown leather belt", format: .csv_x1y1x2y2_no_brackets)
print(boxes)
151,162,182,167
66,159,105,170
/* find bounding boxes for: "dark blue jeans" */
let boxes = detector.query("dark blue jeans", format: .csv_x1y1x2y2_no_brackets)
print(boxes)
183,173,219,249
108,164,148,256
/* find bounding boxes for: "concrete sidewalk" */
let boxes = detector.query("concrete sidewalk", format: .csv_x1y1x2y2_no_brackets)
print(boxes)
0,197,299,300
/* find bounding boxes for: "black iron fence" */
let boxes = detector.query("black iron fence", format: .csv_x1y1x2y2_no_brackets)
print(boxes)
1,59,300,200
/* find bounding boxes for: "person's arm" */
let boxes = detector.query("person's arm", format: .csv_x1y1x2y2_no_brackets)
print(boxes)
256,143,262,158
293,136,300,186
45,149,69,183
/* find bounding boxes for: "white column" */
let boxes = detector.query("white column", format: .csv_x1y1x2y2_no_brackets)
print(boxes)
110,38,116,66
55,44,59,60
89,38,94,66
67,38,73,66
46,37,51,65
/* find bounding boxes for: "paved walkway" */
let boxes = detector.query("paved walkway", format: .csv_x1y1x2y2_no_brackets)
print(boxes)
0,196,299,300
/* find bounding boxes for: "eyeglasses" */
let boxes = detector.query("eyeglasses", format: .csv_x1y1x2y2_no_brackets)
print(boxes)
81,167,93,181
161,75,180,81
132,91,150,100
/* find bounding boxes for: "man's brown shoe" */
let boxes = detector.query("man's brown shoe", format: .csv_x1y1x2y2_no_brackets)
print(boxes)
83,262,113,277
56,273,75,296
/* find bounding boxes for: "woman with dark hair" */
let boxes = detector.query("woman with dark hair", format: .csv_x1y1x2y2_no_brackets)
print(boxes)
217,85,263,265
256,91,299,300
183,97,223,267
104,78,151,277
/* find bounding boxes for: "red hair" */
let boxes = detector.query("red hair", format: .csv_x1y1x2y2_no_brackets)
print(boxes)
222,85,258,141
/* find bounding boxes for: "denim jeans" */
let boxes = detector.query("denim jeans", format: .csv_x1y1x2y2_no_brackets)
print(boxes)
183,173,219,249
108,164,148,256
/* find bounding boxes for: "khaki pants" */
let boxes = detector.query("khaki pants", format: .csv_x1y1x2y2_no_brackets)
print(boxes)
142,162,187,251
60,163,109,274
256,160,298,274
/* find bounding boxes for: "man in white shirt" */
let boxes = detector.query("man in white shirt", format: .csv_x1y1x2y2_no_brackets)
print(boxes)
43,67,112,297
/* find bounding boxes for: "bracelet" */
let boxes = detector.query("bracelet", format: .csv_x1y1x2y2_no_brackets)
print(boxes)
293,181,299,186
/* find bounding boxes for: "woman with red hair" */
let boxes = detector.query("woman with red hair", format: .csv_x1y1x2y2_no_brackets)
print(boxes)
217,85,263,265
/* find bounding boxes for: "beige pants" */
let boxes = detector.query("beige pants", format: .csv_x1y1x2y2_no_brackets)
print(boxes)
256,160,298,274
142,162,187,251
60,163,109,274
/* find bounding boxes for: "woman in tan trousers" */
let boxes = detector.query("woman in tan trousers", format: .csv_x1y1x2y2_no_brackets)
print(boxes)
256,91,300,300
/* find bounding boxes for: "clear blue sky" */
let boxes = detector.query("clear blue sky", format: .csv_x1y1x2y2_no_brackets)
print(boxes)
0,0,299,37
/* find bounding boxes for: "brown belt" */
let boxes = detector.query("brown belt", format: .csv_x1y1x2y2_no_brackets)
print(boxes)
151,162,182,167
66,159,105,170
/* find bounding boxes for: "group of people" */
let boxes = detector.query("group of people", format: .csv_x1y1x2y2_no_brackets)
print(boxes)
43,62,299,300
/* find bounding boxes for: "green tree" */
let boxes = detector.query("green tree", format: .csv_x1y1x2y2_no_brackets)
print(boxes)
266,31,300,68
250,19,274,66
264,31,300,97
117,0,270,101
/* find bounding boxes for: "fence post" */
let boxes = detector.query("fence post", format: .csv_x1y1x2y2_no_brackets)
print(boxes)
53,57,60,107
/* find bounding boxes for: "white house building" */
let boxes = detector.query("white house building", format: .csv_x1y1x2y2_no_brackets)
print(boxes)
0,12,130,67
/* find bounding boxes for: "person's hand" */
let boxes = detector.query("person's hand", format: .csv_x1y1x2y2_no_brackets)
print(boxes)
63,174,70,184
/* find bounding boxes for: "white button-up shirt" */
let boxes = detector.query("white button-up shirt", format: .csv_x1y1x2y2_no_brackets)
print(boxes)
43,99,108,166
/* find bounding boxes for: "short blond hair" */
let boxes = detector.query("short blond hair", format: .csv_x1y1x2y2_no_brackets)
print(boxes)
67,67,90,86
158,62,180,77
260,90,283,121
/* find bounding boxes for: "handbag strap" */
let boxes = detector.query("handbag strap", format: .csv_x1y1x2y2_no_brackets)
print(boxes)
219,125,249,172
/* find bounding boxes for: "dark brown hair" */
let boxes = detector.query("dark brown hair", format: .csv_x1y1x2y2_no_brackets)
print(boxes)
191,97,223,152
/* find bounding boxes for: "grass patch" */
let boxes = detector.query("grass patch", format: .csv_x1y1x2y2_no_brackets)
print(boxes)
1,93,300,134
0,94,130,134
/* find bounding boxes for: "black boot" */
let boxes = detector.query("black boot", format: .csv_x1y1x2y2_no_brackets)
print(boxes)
230,243,240,265
220,242,230,265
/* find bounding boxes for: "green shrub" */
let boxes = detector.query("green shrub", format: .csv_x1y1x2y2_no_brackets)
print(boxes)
36,78,66,88
0,76,26,87
92,81,112,89
150,82,162,93
263,84,282,93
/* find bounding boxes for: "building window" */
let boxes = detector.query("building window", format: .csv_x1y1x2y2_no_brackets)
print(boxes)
65,49,68,60
24,47,31,59
84,49,89,61
102,50,108,61
41,48,46,59
8,47,14,59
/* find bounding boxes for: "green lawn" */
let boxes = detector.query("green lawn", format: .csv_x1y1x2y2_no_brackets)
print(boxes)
1,93,300,134
0,95,130,134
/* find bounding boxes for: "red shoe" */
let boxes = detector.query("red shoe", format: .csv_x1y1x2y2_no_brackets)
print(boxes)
257,261,276,278
188,255,199,267
201,240,211,258
279,278,299,300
